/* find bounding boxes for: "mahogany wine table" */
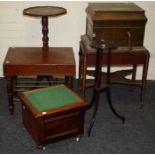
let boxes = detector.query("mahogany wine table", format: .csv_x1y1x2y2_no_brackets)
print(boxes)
23,6,67,49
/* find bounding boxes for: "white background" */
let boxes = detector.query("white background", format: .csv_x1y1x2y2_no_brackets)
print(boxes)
0,1,155,79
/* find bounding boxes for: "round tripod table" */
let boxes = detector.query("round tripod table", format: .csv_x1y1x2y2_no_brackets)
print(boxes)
87,40,125,137
23,6,67,49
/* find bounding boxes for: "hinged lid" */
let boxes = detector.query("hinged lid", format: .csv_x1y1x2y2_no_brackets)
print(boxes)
19,84,88,118
86,3,147,22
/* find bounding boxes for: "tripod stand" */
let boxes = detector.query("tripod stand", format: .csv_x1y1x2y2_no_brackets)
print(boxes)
87,40,125,137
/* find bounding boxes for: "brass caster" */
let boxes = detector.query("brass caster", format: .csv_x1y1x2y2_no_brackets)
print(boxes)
37,145,46,150
76,137,80,142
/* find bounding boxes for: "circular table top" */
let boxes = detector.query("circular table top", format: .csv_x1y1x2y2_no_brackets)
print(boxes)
91,40,117,50
23,6,67,17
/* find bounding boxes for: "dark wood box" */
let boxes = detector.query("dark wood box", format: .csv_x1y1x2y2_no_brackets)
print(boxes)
19,85,88,148
86,3,147,47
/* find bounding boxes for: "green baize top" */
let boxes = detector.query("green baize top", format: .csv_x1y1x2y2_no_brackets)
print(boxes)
24,85,81,112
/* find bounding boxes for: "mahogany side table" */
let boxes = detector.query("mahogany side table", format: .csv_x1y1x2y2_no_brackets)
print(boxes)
78,35,150,107
3,47,76,115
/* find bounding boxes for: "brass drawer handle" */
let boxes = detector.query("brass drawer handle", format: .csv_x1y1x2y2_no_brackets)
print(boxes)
126,31,132,51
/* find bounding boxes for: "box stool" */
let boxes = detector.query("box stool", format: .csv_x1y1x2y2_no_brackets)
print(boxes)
19,84,88,149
